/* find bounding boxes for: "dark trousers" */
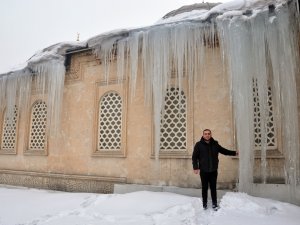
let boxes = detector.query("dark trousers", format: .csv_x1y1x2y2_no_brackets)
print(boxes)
200,170,218,206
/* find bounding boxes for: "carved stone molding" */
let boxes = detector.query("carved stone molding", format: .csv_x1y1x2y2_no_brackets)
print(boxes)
65,50,96,83
0,170,126,193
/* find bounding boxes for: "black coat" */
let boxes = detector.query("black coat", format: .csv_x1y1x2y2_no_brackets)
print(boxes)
192,137,236,172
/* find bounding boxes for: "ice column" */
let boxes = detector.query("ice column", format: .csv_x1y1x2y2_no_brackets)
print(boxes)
218,17,255,193
29,60,66,134
217,2,300,192
0,69,32,127
0,59,66,137
270,5,300,187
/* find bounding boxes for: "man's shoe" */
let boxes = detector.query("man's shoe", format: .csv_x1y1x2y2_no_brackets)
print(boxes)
203,204,208,210
212,204,219,211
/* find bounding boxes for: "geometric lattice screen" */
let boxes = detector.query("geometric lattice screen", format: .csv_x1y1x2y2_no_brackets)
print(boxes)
252,79,277,149
1,107,18,151
29,101,47,150
160,87,187,151
98,92,122,150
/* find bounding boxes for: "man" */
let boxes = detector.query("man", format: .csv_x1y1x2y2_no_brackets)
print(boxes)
192,129,238,210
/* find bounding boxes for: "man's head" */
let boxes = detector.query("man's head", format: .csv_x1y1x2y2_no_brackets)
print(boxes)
202,129,212,141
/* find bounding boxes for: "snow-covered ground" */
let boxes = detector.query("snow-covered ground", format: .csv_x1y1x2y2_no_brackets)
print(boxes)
0,186,300,225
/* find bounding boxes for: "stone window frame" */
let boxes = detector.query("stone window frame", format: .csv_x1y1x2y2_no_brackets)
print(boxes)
92,79,127,158
0,106,19,155
151,78,194,159
24,97,48,156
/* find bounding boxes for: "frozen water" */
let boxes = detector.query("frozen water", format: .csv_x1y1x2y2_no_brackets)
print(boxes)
0,42,85,134
217,1,300,195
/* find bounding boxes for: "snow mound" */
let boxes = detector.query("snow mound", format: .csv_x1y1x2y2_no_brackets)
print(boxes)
220,192,282,215
0,187,300,225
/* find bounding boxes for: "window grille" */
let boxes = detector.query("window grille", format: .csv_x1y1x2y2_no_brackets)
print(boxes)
160,87,187,151
29,101,47,150
252,79,277,149
1,107,18,150
98,92,122,150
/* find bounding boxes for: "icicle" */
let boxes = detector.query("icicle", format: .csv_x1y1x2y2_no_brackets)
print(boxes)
0,68,32,128
274,4,300,187
250,12,269,184
143,26,171,159
29,60,66,135
128,32,140,98
217,16,255,193
17,72,32,120
0,75,8,113
116,39,127,83
217,1,300,194
88,30,129,83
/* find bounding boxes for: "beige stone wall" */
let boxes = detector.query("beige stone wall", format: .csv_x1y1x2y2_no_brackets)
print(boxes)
0,47,239,191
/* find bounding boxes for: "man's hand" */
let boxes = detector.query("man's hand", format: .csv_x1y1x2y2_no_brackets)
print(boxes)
193,169,200,174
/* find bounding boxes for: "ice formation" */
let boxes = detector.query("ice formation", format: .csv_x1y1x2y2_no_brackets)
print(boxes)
218,2,300,193
0,0,299,196
0,42,86,134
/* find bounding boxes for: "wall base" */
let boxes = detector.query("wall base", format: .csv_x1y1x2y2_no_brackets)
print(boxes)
114,183,229,199
250,183,300,206
0,169,126,193
114,183,300,206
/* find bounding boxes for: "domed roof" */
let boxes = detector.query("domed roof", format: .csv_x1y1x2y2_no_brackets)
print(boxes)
162,2,221,20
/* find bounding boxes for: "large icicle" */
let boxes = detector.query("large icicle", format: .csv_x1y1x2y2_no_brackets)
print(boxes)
217,0,300,194
218,16,255,193
0,41,86,136
28,61,66,134
272,4,300,187
0,69,32,128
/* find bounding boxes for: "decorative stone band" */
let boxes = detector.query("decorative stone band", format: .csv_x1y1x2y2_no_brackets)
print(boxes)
0,170,126,194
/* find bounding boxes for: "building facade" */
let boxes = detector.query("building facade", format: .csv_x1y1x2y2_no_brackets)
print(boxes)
0,0,299,205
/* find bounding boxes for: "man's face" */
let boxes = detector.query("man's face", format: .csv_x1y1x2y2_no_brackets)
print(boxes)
203,131,212,141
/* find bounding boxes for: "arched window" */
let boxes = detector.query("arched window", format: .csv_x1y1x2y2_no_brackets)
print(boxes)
0,106,18,153
160,87,187,151
97,92,122,151
28,101,47,151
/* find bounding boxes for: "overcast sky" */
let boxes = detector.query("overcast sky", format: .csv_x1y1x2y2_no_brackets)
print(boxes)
0,0,229,73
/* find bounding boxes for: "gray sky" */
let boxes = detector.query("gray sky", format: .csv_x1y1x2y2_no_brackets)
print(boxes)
0,0,229,73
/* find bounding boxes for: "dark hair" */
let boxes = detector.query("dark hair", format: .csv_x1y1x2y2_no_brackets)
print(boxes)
203,129,211,134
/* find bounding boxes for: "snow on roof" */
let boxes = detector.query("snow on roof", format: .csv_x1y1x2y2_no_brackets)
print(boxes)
157,0,288,23
28,41,87,64
160,2,219,20
0,41,86,76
